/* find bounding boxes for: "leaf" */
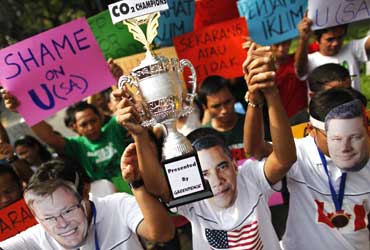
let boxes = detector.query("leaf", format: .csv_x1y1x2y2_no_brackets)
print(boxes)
146,12,160,45
124,19,148,47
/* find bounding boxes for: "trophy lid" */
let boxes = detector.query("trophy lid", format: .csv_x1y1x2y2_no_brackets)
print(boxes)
124,12,176,80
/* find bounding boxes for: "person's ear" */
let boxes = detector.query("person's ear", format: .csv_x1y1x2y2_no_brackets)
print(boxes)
82,183,90,200
308,123,316,137
232,159,238,174
71,123,78,133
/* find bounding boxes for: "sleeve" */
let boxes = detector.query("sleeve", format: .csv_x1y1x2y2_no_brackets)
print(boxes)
239,159,282,195
350,36,370,62
63,136,82,159
0,226,41,250
117,194,145,233
286,138,303,179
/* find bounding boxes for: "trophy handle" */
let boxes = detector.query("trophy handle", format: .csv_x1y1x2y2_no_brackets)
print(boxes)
118,75,139,90
179,59,197,116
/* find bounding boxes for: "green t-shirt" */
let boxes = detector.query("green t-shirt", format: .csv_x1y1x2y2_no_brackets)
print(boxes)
64,117,132,194
203,114,246,161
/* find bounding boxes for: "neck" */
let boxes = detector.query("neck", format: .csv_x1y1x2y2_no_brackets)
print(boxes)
212,114,238,132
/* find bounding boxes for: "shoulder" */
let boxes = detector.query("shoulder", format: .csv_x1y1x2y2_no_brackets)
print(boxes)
0,224,45,248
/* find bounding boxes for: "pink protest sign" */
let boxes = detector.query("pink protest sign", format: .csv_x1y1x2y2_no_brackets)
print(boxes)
0,18,115,126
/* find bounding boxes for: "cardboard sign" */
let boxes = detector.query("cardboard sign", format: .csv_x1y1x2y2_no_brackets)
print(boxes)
0,18,115,126
238,0,307,45
0,199,37,241
108,0,169,24
155,0,195,47
308,0,370,30
164,155,204,198
193,0,240,30
173,18,248,84
88,10,145,59
114,46,179,74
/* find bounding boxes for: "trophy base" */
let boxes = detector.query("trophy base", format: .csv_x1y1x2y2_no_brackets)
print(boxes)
166,188,213,208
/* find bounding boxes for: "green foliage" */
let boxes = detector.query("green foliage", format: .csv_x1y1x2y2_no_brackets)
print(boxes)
0,0,108,48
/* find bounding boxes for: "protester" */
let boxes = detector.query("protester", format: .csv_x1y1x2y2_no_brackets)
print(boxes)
245,86,370,249
295,12,370,91
0,159,175,250
270,39,308,125
198,75,246,161
307,63,352,95
14,135,53,169
1,94,133,193
116,44,296,249
0,164,23,210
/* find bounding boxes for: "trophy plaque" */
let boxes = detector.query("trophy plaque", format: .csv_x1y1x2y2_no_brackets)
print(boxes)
118,12,213,208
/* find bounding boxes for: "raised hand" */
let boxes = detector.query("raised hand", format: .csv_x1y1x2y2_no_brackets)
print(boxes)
114,87,147,136
120,143,141,183
297,11,313,42
243,43,276,101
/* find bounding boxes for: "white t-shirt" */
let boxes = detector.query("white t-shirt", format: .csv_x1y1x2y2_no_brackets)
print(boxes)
0,193,144,250
177,159,281,250
303,36,369,91
282,136,370,250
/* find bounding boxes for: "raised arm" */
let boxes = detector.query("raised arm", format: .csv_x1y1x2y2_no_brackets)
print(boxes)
114,88,171,201
244,44,296,184
1,89,66,154
121,143,175,242
294,12,313,79
243,44,273,159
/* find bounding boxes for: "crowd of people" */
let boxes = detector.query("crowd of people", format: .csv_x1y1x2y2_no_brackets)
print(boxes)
0,13,370,250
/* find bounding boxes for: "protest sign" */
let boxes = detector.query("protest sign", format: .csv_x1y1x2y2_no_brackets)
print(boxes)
238,0,307,45
173,18,247,84
308,0,370,30
155,0,195,47
114,46,178,74
193,0,239,30
88,10,145,59
0,18,115,126
0,199,37,241
108,0,169,24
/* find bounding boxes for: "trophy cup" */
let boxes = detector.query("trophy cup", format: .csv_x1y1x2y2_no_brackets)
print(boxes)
118,12,213,208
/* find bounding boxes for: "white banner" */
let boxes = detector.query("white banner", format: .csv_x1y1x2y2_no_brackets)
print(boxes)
109,0,169,24
164,155,204,199
308,0,370,30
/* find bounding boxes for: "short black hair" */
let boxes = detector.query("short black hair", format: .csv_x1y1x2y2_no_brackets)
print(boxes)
308,63,350,92
187,128,231,158
314,24,348,42
14,135,52,163
64,101,100,127
198,75,231,107
0,163,22,189
309,87,367,122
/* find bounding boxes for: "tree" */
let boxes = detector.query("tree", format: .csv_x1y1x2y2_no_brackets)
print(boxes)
0,0,111,48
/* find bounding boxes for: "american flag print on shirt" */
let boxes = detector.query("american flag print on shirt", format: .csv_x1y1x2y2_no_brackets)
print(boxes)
205,221,263,249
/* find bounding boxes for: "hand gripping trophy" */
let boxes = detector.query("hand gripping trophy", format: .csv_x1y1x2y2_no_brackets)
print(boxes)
118,12,213,208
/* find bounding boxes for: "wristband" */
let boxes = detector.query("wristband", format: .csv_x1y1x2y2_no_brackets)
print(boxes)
129,179,144,189
245,91,264,108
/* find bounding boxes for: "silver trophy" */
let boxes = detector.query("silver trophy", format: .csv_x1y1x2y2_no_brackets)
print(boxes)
118,12,212,208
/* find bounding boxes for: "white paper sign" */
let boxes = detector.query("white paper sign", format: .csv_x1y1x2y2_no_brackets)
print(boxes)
164,155,204,198
108,0,169,24
308,0,370,30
